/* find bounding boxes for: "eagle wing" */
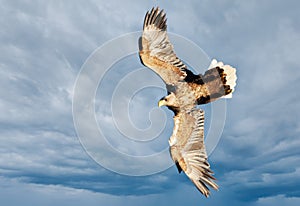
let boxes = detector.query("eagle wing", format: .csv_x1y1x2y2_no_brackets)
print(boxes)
169,109,218,197
139,7,189,85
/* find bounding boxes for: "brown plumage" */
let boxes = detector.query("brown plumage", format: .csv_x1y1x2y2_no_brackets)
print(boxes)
138,7,237,197
169,109,218,197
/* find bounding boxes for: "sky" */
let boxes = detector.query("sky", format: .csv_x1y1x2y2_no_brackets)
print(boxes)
0,0,300,205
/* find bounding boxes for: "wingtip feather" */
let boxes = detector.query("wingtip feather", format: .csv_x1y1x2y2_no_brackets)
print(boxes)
143,7,167,31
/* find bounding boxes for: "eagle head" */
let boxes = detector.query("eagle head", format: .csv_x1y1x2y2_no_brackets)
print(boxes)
158,93,177,107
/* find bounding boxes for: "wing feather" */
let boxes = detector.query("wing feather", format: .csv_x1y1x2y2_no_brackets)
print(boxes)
139,7,189,85
169,109,218,197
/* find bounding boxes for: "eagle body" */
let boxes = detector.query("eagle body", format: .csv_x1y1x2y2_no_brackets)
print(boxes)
138,7,237,197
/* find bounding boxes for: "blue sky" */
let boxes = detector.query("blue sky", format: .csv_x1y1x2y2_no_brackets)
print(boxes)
1,0,300,205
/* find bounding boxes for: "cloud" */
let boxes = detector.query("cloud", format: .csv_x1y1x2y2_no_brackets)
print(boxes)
194,0,300,202
1,0,300,205
255,195,300,206
0,0,182,196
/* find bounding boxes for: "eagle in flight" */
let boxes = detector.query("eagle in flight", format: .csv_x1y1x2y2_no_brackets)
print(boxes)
138,7,237,197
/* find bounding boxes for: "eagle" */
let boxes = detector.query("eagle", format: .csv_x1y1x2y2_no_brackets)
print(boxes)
138,7,237,197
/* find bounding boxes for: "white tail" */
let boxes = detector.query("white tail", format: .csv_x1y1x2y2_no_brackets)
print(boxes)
208,59,237,98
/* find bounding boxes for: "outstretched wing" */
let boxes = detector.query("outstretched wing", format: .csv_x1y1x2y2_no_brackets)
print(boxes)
139,7,189,85
169,109,218,197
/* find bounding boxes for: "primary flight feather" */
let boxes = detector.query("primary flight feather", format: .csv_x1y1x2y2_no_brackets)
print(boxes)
139,7,237,197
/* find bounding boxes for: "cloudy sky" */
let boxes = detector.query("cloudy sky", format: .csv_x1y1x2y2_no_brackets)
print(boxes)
1,0,300,205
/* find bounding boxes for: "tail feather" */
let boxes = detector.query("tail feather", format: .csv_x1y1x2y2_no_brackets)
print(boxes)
197,59,237,104
221,63,237,98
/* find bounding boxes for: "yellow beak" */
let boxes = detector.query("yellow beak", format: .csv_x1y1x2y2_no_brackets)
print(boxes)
158,100,165,107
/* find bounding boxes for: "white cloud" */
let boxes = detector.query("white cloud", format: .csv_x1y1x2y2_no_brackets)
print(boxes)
255,195,300,206
1,0,300,205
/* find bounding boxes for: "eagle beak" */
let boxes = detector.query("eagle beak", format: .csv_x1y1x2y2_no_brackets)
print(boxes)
158,100,165,107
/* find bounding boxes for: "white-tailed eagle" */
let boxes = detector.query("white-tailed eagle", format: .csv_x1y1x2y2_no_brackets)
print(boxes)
139,7,237,197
